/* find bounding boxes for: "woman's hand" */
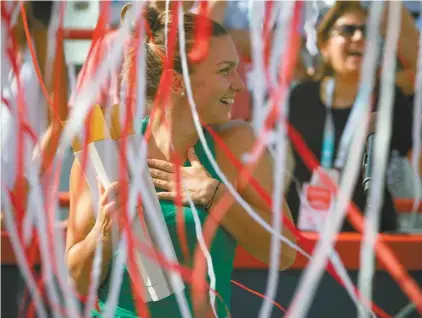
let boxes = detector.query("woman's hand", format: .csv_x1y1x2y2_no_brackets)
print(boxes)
147,149,220,207
94,179,129,239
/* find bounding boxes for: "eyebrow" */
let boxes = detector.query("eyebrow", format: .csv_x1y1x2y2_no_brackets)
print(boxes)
334,23,365,27
217,61,239,68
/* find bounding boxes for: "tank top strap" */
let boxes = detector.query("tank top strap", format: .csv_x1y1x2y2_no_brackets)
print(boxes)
139,117,221,182
193,130,220,182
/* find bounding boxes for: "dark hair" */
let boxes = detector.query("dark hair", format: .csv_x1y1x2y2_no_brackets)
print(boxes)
315,1,367,78
123,6,228,101
31,1,53,27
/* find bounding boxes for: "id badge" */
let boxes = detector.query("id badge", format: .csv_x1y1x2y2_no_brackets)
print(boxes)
297,169,337,231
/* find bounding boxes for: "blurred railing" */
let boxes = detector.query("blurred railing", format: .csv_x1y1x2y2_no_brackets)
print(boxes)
2,192,421,269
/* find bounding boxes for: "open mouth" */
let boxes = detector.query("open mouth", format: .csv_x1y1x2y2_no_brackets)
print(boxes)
347,50,363,58
220,98,235,105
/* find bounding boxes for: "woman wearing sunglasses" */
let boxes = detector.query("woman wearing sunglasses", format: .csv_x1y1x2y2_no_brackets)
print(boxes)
286,2,418,233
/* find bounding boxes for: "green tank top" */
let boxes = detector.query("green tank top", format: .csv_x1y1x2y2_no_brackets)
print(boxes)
92,117,237,317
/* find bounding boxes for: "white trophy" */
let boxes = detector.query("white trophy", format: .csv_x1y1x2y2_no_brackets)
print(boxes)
71,104,184,302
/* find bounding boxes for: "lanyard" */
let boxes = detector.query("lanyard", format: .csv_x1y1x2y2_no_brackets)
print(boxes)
320,78,362,170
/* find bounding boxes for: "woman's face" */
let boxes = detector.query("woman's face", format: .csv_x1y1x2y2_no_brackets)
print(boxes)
186,35,245,125
321,10,367,77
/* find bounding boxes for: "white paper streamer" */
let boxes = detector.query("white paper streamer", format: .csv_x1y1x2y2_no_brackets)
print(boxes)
258,105,286,318
258,4,294,313
410,10,422,229
269,2,295,89
395,301,417,318
303,0,320,57
294,183,372,317
358,3,402,317
184,186,218,318
165,0,171,50
286,2,384,317
1,17,12,93
248,0,267,134
134,1,148,134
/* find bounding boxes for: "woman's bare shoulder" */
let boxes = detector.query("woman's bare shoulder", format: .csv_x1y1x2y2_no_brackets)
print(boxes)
212,120,256,154
210,120,256,182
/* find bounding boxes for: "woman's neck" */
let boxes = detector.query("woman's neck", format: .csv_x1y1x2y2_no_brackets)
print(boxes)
149,108,199,162
330,74,360,109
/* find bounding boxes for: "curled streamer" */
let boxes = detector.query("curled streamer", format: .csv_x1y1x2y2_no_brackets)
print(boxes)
258,3,296,317
358,2,402,317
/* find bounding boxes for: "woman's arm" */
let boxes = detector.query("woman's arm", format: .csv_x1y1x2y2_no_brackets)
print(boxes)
215,121,297,269
390,6,419,71
65,161,114,296
381,5,419,95
217,186,297,270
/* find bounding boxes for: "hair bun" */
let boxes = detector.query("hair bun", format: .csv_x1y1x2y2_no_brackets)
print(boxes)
145,5,161,33
120,4,162,35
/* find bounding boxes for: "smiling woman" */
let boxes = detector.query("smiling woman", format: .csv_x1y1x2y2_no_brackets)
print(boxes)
66,4,296,318
286,2,415,233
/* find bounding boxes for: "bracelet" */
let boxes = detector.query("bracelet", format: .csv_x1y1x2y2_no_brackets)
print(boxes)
205,181,221,210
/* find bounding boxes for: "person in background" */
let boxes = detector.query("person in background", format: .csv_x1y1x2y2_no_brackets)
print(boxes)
1,1,68,220
286,2,418,232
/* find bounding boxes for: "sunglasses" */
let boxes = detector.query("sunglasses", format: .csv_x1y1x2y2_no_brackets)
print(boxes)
332,24,366,38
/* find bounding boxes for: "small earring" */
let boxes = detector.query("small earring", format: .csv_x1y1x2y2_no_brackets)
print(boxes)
180,91,185,97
